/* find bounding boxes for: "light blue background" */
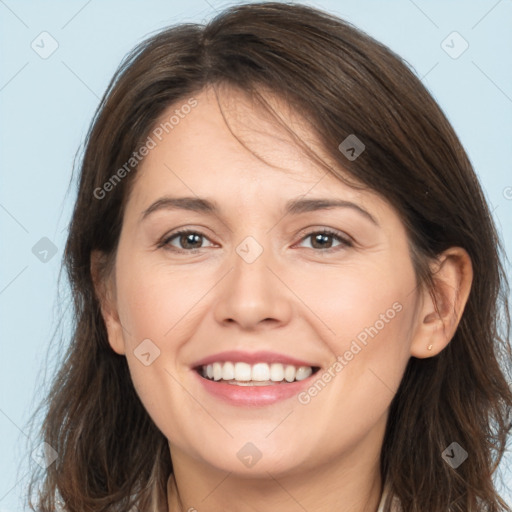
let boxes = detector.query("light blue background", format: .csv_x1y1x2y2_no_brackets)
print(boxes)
1,0,511,510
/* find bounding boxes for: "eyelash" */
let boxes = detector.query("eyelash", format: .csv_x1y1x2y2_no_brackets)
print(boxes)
158,228,353,254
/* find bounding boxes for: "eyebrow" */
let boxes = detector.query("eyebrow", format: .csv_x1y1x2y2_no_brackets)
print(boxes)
140,196,379,226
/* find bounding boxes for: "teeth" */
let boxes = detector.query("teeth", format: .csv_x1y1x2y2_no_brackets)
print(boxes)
251,363,270,381
222,361,235,380
235,362,252,381
213,362,223,381
201,362,313,383
270,363,284,382
284,364,295,382
295,366,312,381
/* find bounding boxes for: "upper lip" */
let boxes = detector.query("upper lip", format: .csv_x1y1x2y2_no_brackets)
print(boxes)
191,350,318,369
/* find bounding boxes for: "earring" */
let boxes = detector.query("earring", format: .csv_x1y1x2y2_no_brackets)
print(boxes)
427,344,433,351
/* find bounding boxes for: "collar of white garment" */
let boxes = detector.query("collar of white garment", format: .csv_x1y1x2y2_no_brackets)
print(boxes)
377,480,401,512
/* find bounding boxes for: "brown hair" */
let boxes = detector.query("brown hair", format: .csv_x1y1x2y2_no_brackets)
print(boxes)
25,2,512,511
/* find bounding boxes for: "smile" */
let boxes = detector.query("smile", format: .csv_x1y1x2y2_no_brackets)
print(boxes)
191,350,322,406
198,362,318,385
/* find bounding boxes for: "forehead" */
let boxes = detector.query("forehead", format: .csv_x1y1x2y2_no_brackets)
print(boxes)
127,85,382,215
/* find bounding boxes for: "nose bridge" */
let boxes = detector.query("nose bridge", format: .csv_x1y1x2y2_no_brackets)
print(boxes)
235,234,266,267
212,232,293,329
230,233,274,302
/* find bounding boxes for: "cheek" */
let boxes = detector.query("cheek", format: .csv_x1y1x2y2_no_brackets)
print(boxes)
292,287,416,452
289,255,417,398
114,256,201,439
113,257,215,422
290,258,415,346
115,256,212,346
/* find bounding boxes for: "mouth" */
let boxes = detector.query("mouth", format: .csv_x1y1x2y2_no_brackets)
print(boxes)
195,361,321,386
191,350,322,406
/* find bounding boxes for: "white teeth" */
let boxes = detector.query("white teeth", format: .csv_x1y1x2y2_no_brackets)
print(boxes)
270,363,284,382
295,366,313,381
213,362,223,381
251,363,270,381
200,361,315,383
234,362,252,381
284,364,295,382
222,361,235,380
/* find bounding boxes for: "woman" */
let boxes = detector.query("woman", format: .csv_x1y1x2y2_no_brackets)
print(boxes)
27,2,512,511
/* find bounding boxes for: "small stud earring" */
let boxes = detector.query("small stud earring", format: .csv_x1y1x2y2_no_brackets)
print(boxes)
427,344,433,351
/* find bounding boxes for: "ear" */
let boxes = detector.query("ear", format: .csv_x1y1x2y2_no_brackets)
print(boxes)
90,250,126,355
410,247,473,359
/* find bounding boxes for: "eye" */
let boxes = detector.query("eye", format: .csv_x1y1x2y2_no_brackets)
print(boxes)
296,229,353,252
159,230,214,253
158,228,352,254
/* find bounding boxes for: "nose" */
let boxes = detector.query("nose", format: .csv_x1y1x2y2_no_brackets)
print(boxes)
213,240,293,331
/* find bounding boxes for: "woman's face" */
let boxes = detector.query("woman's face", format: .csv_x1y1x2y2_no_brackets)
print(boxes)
102,85,426,477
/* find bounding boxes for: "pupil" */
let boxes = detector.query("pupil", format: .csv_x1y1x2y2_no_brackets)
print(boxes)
313,233,332,249
182,233,201,249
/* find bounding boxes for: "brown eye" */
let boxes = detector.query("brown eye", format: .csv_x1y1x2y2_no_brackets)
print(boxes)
161,230,214,252
298,229,352,251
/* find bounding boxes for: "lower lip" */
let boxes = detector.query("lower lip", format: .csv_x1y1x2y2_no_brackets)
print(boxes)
194,370,316,406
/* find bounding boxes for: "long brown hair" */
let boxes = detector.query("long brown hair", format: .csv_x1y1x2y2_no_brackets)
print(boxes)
25,2,512,511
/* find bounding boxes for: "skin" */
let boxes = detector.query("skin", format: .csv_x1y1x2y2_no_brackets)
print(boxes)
92,85,473,512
